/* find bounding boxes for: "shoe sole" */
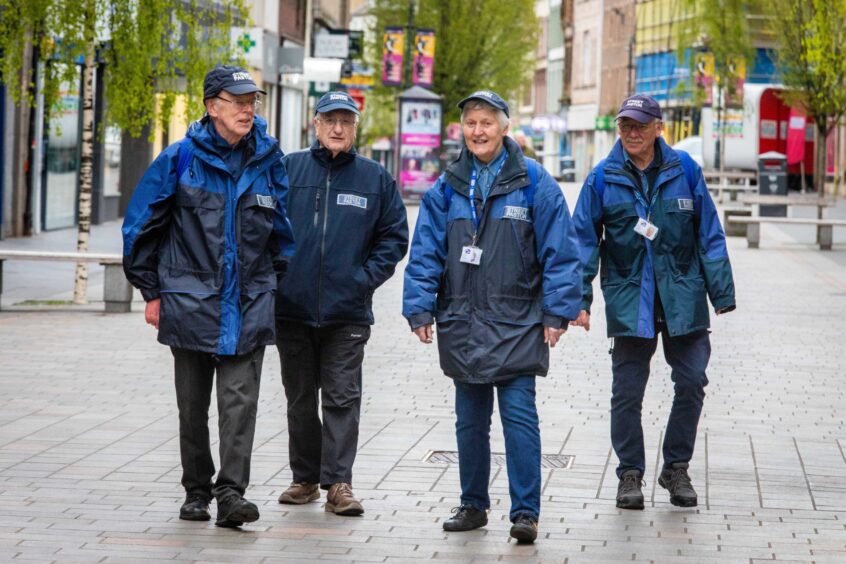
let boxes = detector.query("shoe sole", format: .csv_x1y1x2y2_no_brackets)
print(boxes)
616,498,645,510
658,478,698,507
278,491,320,504
215,505,260,528
179,512,211,521
443,519,488,532
509,526,537,543
325,502,364,516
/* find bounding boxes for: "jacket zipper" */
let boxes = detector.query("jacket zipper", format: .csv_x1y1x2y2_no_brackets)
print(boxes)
314,190,321,227
316,170,331,326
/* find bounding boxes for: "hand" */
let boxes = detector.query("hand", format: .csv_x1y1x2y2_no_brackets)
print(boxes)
569,310,591,331
544,326,567,347
145,298,161,330
413,324,433,344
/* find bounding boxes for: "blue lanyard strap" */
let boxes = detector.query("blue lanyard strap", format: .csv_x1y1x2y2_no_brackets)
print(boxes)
468,157,507,235
631,173,661,221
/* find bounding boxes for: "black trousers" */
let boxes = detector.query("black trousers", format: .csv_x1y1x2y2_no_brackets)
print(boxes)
276,321,370,489
172,346,264,501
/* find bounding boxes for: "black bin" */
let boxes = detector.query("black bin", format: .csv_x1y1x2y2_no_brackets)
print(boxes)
757,151,788,217
559,156,576,182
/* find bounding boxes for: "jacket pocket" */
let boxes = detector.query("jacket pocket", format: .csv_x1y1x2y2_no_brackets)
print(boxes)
239,193,276,288
660,207,696,276
169,186,225,276
602,206,643,280
159,291,221,349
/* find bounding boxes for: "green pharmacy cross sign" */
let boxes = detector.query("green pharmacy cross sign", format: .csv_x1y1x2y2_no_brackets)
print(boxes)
237,33,256,54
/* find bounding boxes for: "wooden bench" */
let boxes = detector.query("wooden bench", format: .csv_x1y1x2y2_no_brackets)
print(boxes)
739,194,836,207
0,250,132,313
708,183,757,203
726,216,846,250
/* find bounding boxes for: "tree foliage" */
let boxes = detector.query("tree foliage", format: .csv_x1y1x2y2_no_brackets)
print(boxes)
362,0,540,141
0,0,248,137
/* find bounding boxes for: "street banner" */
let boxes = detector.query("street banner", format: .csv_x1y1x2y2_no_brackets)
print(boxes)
786,108,806,165
695,53,714,106
398,99,442,200
382,27,404,86
412,29,436,88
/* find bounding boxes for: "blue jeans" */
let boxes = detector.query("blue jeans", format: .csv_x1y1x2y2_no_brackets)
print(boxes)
454,376,541,522
611,329,711,479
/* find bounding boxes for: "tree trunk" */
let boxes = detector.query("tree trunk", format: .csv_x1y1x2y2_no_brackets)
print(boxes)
815,120,827,210
73,41,96,304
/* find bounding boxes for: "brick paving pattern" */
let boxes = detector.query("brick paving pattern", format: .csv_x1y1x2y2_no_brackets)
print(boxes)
0,193,844,562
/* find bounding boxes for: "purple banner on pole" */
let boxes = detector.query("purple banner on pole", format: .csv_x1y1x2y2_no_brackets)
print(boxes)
412,29,436,88
382,27,404,87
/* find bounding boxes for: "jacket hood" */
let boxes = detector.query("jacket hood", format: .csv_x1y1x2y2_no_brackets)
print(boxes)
444,136,529,196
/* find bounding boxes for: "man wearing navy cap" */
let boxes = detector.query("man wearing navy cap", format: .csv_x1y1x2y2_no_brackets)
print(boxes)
123,65,295,527
275,91,408,516
570,94,735,510
403,90,582,543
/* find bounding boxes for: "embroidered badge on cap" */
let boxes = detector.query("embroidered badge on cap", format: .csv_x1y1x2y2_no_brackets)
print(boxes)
678,198,694,211
503,206,530,222
256,194,275,208
337,194,368,209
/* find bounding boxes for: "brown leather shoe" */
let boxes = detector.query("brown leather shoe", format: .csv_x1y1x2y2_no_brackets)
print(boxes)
325,483,364,516
278,482,320,505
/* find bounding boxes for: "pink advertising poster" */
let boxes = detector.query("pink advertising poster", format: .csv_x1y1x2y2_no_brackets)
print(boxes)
412,29,436,88
399,100,441,200
382,27,404,87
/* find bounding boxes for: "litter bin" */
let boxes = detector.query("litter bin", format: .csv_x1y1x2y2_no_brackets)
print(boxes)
559,156,576,182
757,151,788,217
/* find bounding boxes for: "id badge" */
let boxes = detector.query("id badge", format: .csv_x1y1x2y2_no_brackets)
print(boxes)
633,218,659,241
460,245,483,265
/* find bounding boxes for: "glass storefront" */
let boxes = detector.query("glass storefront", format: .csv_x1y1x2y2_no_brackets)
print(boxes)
43,72,81,231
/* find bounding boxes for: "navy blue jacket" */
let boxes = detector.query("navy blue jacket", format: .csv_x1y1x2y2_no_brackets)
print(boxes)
572,138,735,338
276,142,408,326
403,137,583,383
122,115,295,355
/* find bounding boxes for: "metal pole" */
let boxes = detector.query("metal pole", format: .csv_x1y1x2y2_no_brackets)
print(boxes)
403,0,415,89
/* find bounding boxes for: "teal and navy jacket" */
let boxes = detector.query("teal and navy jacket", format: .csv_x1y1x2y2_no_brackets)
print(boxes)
572,137,735,339
122,115,295,355
403,137,582,383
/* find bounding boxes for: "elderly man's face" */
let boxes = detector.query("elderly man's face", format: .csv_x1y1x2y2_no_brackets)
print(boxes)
206,90,259,144
314,110,357,157
462,106,509,164
618,117,663,163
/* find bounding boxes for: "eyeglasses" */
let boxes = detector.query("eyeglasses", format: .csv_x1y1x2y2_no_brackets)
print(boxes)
618,121,655,133
215,95,262,109
317,116,357,129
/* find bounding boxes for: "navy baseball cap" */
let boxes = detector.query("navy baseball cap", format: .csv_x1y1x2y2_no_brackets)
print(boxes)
203,65,266,100
314,91,361,116
617,94,662,123
458,90,510,118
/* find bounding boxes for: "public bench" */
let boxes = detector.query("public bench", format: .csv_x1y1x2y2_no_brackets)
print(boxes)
708,183,757,203
0,250,132,312
726,216,846,250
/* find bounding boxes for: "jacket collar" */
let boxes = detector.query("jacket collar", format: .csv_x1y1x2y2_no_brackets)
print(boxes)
605,136,679,170
309,140,357,168
444,136,530,198
187,114,276,165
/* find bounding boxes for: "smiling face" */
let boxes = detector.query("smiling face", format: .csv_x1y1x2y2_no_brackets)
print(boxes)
618,117,663,165
462,105,509,164
205,90,258,144
314,110,358,157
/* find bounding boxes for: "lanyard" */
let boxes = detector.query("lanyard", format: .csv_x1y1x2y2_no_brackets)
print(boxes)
468,156,507,241
630,169,662,222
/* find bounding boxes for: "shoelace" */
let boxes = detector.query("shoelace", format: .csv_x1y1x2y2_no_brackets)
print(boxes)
450,504,475,516
186,494,207,504
666,468,692,491
333,483,353,497
619,473,644,493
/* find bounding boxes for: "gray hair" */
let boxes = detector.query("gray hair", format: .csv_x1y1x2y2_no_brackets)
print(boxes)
460,100,510,129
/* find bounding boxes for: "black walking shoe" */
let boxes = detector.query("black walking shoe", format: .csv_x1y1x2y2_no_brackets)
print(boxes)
616,470,645,510
442,504,488,532
659,462,698,507
179,494,211,521
215,496,260,528
509,515,538,544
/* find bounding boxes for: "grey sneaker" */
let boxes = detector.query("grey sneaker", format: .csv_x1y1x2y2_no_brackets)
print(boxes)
659,462,698,507
616,470,645,510
278,482,320,504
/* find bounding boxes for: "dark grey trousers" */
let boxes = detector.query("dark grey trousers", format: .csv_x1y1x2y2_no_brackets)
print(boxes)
276,322,370,489
172,346,263,501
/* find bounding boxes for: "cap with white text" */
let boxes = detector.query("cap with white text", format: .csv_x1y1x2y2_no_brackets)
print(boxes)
617,94,662,123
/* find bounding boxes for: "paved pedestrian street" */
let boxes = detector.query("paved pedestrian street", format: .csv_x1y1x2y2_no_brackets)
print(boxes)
0,202,845,563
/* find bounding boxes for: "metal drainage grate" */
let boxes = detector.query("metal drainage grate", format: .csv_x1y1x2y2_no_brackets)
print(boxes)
423,450,574,469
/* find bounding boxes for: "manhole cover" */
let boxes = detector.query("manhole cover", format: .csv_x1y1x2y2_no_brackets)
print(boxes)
423,450,574,469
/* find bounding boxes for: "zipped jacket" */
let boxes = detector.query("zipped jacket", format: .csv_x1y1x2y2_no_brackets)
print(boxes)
275,142,408,326
122,115,295,355
572,138,735,338
403,137,582,383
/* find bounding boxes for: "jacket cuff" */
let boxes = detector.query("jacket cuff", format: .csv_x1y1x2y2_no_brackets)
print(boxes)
542,314,568,329
408,311,434,330
579,299,592,314
711,297,736,313
141,288,160,302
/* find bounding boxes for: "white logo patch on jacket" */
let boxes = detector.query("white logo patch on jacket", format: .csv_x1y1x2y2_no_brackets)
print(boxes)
678,198,694,211
256,194,275,208
503,205,530,222
337,194,368,209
